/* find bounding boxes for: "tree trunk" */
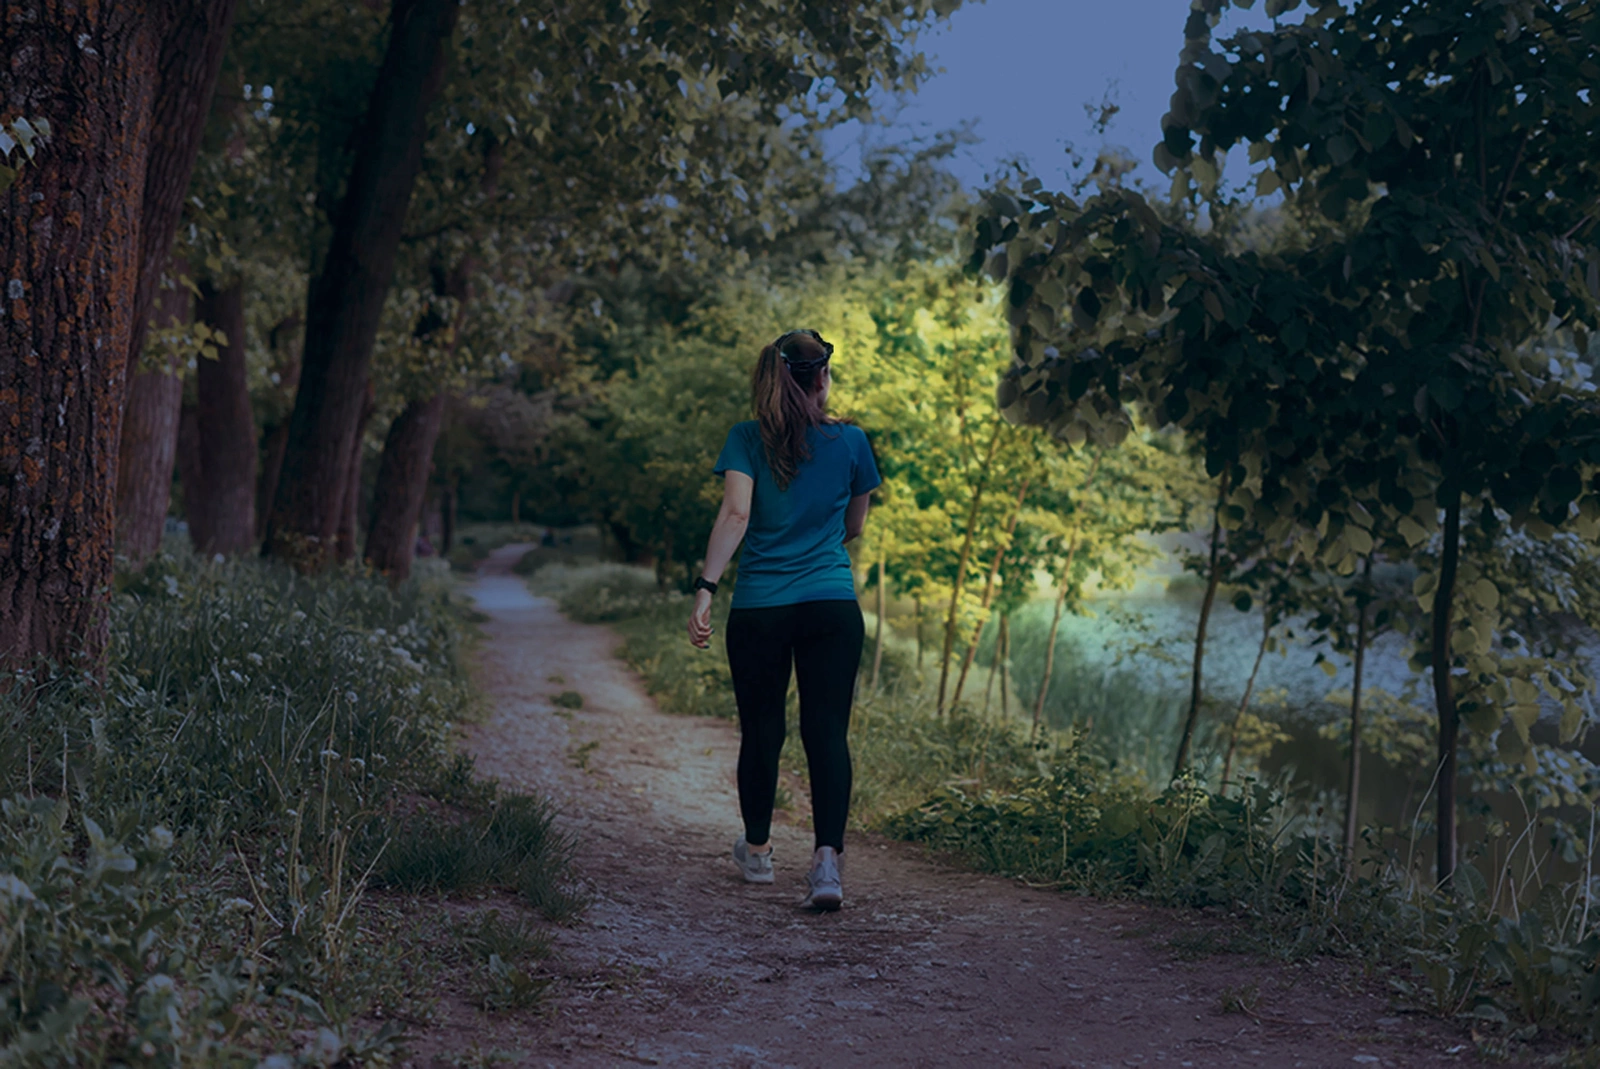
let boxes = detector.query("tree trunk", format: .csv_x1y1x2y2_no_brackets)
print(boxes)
364,394,447,580
915,597,924,671
255,316,303,542
176,402,208,551
1031,453,1101,727
1221,612,1272,791
0,4,163,671
1033,563,1073,729
952,478,1030,709
1172,473,1231,779
336,388,375,564
938,420,1004,714
263,0,461,569
1433,487,1463,888
998,613,1010,719
121,0,239,414
871,556,886,690
441,477,458,555
115,270,192,565
1344,553,1375,867
191,277,256,554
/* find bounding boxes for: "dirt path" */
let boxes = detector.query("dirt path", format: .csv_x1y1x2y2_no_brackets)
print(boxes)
433,546,1479,1068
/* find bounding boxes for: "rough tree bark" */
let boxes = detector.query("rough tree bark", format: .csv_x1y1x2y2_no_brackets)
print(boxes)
364,394,447,579
1172,472,1231,779
0,1,236,671
190,278,256,554
115,269,191,564
1,5,160,670
120,0,239,411
263,0,462,569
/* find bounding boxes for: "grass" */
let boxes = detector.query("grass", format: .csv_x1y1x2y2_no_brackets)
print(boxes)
0,546,578,1062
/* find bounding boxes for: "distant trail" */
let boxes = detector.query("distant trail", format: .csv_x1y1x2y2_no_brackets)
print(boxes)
416,544,1476,1068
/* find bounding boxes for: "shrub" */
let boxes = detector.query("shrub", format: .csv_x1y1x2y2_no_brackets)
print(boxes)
0,546,568,1060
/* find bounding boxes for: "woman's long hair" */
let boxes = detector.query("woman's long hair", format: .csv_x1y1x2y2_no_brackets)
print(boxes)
752,329,836,490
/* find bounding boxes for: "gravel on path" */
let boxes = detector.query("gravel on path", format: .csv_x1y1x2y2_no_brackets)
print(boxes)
410,545,1483,1069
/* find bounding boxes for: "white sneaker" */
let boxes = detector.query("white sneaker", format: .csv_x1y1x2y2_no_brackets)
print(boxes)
732,837,774,884
801,846,842,911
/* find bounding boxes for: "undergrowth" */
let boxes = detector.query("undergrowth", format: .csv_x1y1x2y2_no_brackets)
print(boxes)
0,547,577,1064
540,563,1600,1056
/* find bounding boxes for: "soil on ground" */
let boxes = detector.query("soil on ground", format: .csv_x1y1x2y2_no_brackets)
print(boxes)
404,545,1490,1068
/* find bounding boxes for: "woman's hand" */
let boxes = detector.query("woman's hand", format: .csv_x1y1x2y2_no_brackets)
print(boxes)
687,589,715,648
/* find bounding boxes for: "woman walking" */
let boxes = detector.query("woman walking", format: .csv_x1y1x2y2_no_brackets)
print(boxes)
687,328,879,911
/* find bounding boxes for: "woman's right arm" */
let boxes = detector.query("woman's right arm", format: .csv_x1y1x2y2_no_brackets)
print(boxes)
688,471,753,648
843,492,871,543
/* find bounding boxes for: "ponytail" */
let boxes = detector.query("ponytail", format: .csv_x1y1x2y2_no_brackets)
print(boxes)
751,329,834,490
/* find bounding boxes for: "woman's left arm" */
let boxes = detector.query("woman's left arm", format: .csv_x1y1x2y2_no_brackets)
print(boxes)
688,471,753,648
843,493,871,544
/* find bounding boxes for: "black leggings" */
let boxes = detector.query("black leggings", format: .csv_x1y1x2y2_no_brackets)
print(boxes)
725,600,864,853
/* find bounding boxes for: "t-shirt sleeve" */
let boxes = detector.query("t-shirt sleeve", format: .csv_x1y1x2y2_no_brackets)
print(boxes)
713,425,757,478
850,427,882,496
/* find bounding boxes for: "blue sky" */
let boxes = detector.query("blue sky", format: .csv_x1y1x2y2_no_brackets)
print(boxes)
823,0,1275,190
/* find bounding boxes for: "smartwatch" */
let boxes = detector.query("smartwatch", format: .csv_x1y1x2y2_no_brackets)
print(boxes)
693,576,718,595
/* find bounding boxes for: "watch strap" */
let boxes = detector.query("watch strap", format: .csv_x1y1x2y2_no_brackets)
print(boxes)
693,576,718,595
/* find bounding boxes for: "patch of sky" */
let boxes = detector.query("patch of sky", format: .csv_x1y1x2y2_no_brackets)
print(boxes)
821,0,1284,194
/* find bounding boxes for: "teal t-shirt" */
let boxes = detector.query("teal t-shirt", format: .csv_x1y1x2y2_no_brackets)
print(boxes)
713,420,881,609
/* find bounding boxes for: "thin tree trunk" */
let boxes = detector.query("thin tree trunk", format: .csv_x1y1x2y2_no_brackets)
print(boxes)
1031,452,1102,727
952,478,1030,709
511,490,520,526
176,402,208,551
364,394,447,580
191,277,256,554
120,0,239,414
336,388,375,564
915,597,924,671
871,556,886,689
0,4,163,671
264,0,461,569
1344,553,1375,866
1172,472,1231,779
998,613,1010,718
441,476,458,556
1033,565,1073,729
1433,487,1463,887
1221,612,1272,790
255,316,302,542
938,420,1004,713
984,635,999,716
115,270,192,565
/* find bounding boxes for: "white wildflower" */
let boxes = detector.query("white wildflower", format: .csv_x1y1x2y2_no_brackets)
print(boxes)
163,575,179,596
246,652,264,666
229,669,244,683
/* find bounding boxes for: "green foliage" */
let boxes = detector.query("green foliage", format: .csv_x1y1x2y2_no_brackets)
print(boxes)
373,797,581,922
0,549,571,1060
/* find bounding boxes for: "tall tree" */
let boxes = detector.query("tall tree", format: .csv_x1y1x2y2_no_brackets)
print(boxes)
190,278,257,554
1,1,233,669
970,0,1600,884
115,273,193,564
262,0,460,568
